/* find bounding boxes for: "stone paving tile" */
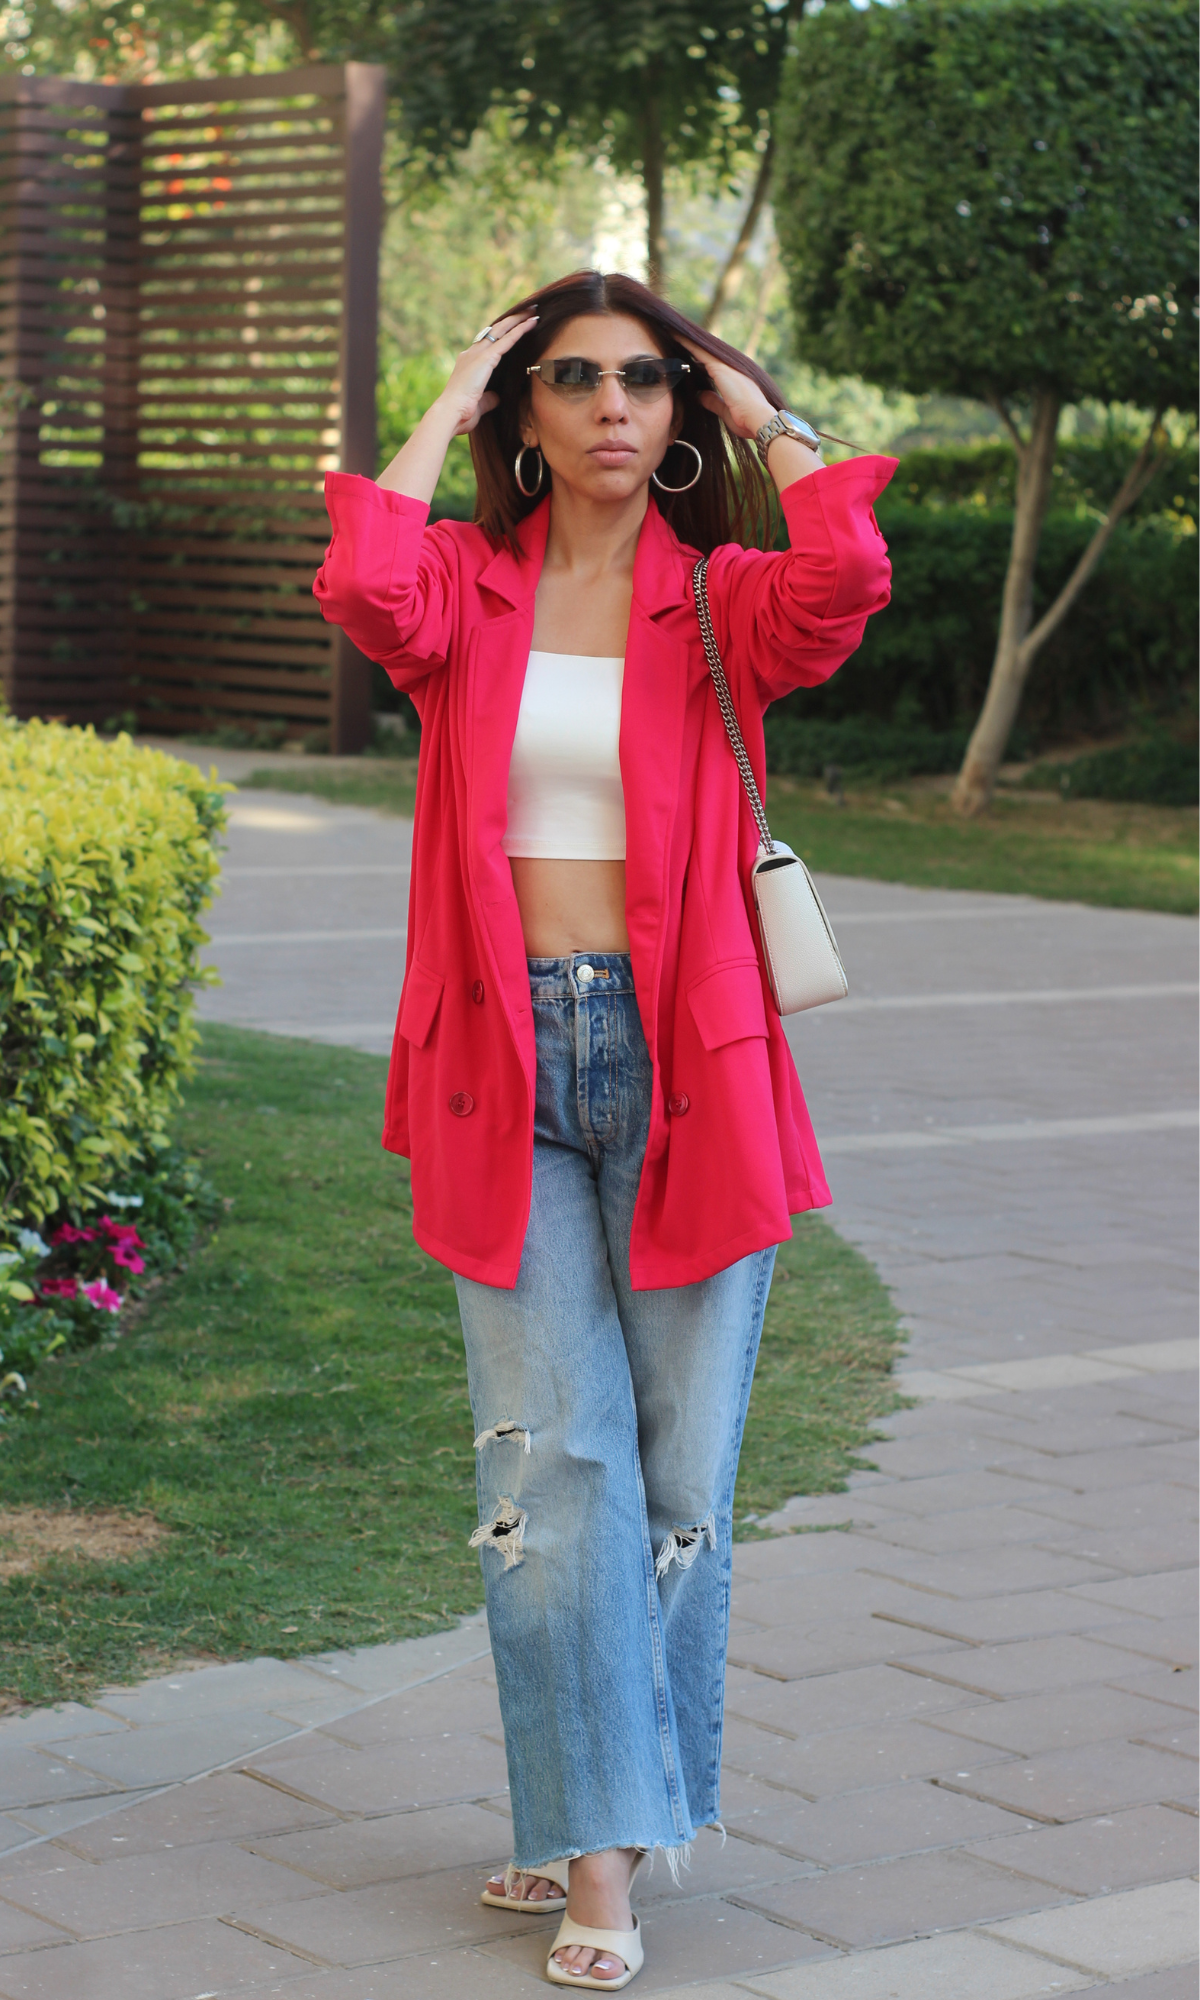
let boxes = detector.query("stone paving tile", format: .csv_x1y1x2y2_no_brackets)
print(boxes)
982,1876,1199,1978
1064,1570,1197,1621
46,1770,334,1860
91,1658,336,1726
0,1915,315,2000
871,1588,1136,1649
723,1662,974,1736
864,1470,1068,1518
0,1749,120,1815
858,1506,1077,1556
5,1839,323,1936
1020,1444,1198,1496
720,1774,1032,1866
1103,1665,1198,1716
922,1682,1188,1756
245,1801,513,1888
747,1927,1094,1998
312,1678,503,1748
295,1625,490,1696
51,1711,301,1790
735,1848,1072,1948
859,1540,1124,1598
1080,1969,1200,1999
725,1619,962,1681
1129,1718,1197,1761
245,1952,554,2000
0,1707,127,1751
0,1904,71,1953
938,1740,1196,1821
720,1717,1014,1799
729,1576,938,1634
730,1534,892,1584
892,1633,1160,1701
1090,1616,1198,1672
233,1865,567,1965
637,1829,821,1905
481,1895,832,1992
241,1730,510,1814
964,1803,1200,1895
1015,1481,1198,1531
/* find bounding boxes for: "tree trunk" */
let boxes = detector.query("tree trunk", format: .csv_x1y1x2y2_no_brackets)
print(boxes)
950,391,1061,816
704,135,775,332
641,98,666,292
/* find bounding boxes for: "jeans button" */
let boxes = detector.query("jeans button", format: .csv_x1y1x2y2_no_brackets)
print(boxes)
668,1092,690,1116
577,963,595,983
471,980,485,1004
449,1091,475,1117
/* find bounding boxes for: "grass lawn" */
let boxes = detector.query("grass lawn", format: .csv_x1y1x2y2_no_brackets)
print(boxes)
0,1024,901,1710
245,760,1198,916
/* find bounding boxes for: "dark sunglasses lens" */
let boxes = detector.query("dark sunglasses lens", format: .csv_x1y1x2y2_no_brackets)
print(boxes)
547,358,600,393
624,359,683,397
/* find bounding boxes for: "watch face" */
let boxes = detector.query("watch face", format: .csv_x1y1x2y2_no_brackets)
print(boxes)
782,411,821,447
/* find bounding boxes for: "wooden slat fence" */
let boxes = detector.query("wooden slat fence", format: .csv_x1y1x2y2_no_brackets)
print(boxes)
0,63,384,751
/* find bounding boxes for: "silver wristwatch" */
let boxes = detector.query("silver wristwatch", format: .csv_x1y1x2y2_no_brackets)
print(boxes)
755,409,822,466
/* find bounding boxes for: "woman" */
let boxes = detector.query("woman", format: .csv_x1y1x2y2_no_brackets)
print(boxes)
314,271,894,1989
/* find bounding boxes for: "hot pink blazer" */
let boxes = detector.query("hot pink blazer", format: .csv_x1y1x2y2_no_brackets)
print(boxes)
314,458,895,1288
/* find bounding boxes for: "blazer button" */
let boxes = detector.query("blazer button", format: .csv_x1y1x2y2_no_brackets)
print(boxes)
471,980,485,1004
668,1092,690,1116
449,1091,475,1117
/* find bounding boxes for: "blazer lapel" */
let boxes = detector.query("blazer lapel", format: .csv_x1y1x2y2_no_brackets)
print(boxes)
466,503,550,1066
621,502,690,1046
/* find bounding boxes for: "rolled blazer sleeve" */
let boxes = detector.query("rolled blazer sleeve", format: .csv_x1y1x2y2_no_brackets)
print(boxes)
312,472,458,691
704,455,897,704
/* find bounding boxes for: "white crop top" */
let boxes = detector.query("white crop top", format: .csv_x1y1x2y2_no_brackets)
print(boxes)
502,651,626,860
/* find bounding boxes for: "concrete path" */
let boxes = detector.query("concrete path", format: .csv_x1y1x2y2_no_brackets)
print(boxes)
0,759,1194,1999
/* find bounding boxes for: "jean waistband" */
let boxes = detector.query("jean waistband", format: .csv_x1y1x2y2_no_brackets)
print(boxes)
526,951,636,1000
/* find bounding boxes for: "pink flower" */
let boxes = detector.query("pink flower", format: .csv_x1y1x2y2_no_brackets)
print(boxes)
52,1224,96,1245
110,1242,145,1274
82,1279,122,1313
99,1217,144,1248
39,1277,79,1299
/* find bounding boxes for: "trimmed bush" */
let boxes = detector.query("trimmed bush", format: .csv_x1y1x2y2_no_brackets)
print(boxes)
1026,735,1198,807
764,713,968,782
776,500,1197,747
0,721,226,1231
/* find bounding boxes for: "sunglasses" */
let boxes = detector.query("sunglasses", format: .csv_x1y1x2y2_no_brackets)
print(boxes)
526,357,690,401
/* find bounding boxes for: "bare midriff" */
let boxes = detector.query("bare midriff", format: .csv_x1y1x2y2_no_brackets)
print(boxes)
509,857,630,957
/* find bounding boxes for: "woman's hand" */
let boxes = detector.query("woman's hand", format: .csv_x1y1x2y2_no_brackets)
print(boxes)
435,313,539,436
680,340,776,442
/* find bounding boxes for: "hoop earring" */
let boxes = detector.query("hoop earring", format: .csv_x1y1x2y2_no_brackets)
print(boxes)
651,438,703,494
514,445,544,497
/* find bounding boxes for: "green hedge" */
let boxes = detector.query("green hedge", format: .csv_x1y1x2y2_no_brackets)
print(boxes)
779,493,1196,745
0,721,226,1232
1025,734,1198,806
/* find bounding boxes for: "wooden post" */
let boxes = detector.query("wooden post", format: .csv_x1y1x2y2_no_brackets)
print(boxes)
331,62,385,755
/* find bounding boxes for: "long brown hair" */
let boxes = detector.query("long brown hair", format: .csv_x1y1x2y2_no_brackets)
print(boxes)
469,270,786,556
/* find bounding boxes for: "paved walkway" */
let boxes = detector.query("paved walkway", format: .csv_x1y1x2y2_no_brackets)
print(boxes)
0,759,1195,1999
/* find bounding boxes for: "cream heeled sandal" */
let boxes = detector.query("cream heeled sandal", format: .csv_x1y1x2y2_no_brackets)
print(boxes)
546,1912,643,1990
546,1852,646,1990
481,1858,570,1911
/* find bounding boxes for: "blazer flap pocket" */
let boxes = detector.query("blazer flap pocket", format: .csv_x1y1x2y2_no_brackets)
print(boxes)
687,958,768,1051
398,958,445,1048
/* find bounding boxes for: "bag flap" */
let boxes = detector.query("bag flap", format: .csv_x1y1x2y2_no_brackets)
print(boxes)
686,958,769,1051
397,958,445,1048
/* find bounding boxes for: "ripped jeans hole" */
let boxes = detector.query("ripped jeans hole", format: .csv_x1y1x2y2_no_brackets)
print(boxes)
474,1420,531,1454
654,1511,716,1580
469,1497,527,1571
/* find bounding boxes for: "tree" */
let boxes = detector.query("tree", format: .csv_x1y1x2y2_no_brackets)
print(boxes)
774,0,1197,814
392,0,794,292
7,0,793,291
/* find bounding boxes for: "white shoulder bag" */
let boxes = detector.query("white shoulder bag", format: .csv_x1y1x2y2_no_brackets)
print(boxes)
692,555,848,1017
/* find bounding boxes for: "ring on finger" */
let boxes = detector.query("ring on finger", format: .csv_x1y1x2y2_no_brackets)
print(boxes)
475,324,498,344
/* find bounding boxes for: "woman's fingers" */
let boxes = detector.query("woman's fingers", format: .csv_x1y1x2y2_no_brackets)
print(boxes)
453,389,499,436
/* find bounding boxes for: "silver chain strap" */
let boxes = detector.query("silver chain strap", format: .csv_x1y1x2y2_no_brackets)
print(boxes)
692,556,775,856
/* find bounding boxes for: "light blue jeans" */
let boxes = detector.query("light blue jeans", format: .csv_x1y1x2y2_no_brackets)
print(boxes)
454,952,776,1874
